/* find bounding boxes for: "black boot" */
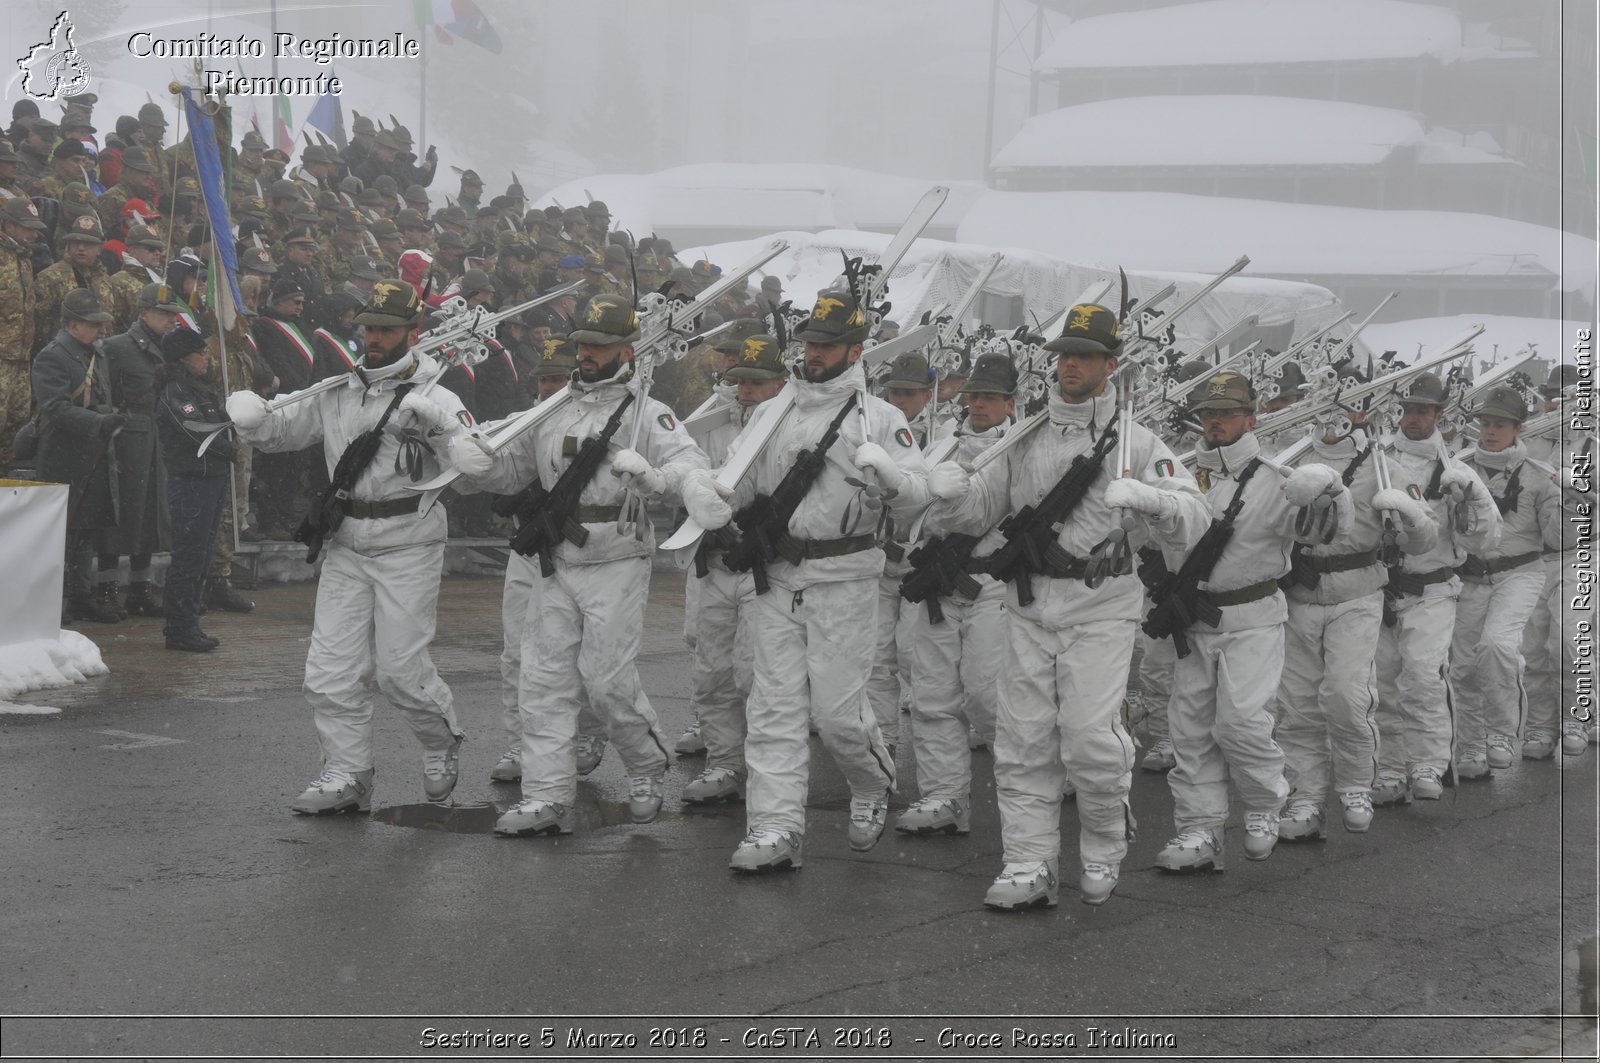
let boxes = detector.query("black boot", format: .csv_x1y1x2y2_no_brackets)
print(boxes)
124,580,164,617
165,631,215,653
79,584,122,624
101,580,128,620
204,578,255,613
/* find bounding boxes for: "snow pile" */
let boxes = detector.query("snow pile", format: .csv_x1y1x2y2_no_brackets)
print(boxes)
0,630,106,704
993,96,1428,169
1032,0,1511,70
957,189,1597,293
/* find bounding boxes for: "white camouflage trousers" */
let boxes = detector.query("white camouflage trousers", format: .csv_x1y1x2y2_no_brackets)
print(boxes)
866,574,908,746
303,539,462,775
745,578,896,836
1166,625,1290,832
516,556,669,804
499,551,600,749
996,608,1138,868
1450,568,1545,753
1278,593,1383,802
1375,589,1458,777
1522,558,1576,736
904,580,1003,801
689,563,756,774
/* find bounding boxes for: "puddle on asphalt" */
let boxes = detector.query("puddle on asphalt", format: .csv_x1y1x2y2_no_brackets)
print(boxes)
374,797,684,834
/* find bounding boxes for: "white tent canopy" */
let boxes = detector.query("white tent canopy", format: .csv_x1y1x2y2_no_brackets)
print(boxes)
691,229,1347,349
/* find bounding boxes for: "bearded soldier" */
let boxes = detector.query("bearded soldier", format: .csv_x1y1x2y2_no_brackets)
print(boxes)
480,294,707,837
925,303,1208,909
225,280,491,813
681,287,929,872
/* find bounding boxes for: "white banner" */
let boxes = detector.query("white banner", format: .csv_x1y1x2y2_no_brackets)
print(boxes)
0,480,67,645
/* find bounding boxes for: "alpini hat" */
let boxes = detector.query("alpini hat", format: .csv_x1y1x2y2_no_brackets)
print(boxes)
137,283,188,312
1476,386,1527,424
960,352,1018,396
0,197,45,230
883,351,935,390
62,288,113,323
1188,370,1256,413
534,336,578,377
712,318,766,354
795,287,870,345
1043,302,1121,357
1272,360,1308,396
1401,372,1447,407
355,279,423,328
723,333,787,382
569,293,641,346
62,213,103,243
1540,363,1578,397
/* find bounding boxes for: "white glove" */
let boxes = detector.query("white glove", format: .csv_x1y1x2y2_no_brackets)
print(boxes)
854,441,904,493
1439,466,1481,499
400,391,452,432
609,447,666,496
446,431,494,478
225,391,270,431
1372,487,1429,527
1105,477,1174,520
681,469,732,530
1284,464,1341,507
929,461,970,501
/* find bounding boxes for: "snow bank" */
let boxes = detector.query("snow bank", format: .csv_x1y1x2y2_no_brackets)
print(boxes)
957,189,1597,293
1032,0,1518,70
993,96,1427,169
0,630,106,703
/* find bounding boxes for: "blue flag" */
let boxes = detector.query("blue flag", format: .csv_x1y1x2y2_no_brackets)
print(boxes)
178,86,245,332
305,72,346,150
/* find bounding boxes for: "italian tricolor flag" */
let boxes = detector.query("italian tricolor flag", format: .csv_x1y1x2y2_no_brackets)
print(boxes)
414,0,502,52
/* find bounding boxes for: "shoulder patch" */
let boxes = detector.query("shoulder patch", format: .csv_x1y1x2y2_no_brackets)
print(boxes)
894,427,914,448
456,410,474,428
1154,458,1175,478
657,413,676,431
1407,483,1423,499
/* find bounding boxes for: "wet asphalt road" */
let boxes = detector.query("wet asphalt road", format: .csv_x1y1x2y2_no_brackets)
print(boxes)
1,570,1595,1061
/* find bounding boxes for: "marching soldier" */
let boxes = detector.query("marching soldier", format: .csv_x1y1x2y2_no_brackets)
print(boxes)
896,352,1016,837
481,294,708,837
681,287,928,873
1449,387,1564,779
926,304,1208,909
225,280,487,813
1372,373,1501,804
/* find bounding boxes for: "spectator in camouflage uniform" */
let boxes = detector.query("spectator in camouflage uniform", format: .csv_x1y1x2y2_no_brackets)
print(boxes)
96,146,161,237
0,197,42,469
32,138,94,203
34,213,115,348
105,225,167,330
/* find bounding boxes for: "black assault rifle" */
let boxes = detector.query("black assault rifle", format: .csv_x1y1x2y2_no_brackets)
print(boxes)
899,533,982,624
722,393,858,595
295,384,413,564
502,391,637,576
1141,458,1263,658
985,423,1119,608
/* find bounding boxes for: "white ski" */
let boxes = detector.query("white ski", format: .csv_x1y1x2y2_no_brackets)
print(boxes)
659,387,799,553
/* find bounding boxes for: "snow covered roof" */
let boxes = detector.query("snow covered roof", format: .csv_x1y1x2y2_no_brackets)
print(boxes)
1363,314,1592,362
956,190,1597,294
534,166,983,242
690,229,1345,348
1033,0,1485,71
992,96,1427,169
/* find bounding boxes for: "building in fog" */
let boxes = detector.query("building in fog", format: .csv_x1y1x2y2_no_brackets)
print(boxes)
970,0,1595,326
